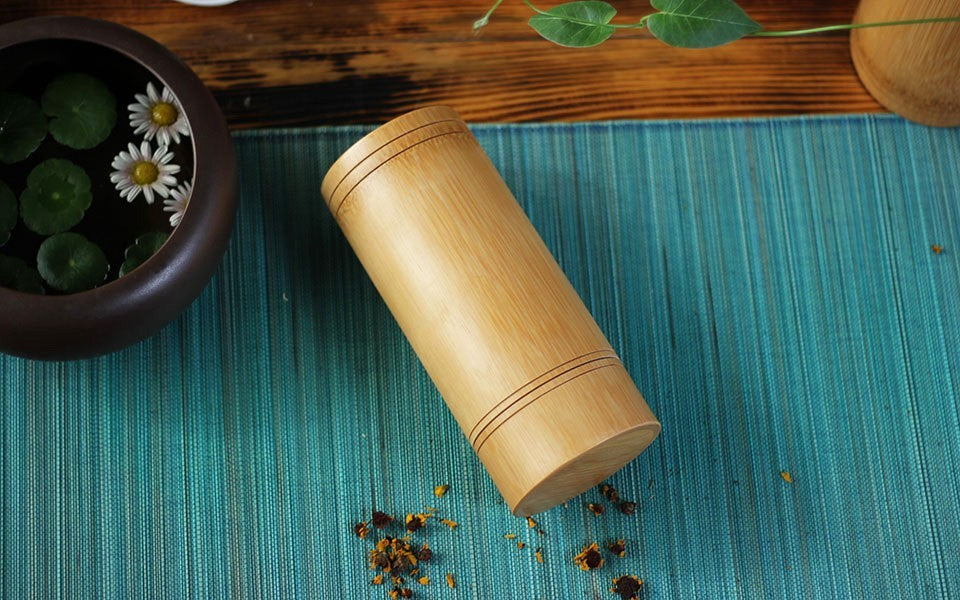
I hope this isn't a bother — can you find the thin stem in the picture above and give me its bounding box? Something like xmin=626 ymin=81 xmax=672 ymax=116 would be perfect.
xmin=474 ymin=0 xmax=506 ymax=29
xmin=753 ymin=16 xmax=960 ymax=37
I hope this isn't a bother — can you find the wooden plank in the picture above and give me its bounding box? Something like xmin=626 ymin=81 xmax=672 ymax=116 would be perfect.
xmin=0 ymin=0 xmax=883 ymax=128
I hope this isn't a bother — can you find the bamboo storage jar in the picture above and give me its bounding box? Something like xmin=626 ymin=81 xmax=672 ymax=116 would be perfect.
xmin=321 ymin=107 xmax=661 ymax=515
xmin=851 ymin=0 xmax=960 ymax=126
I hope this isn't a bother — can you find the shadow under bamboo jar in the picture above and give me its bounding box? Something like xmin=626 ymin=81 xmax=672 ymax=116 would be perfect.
xmin=321 ymin=107 xmax=660 ymax=515
xmin=851 ymin=0 xmax=960 ymax=126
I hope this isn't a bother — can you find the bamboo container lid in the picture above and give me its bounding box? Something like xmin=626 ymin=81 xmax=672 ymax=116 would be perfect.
xmin=851 ymin=0 xmax=960 ymax=126
xmin=322 ymin=107 xmax=660 ymax=515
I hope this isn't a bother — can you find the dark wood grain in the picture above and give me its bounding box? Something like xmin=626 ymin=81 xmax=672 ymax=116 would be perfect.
xmin=0 ymin=0 xmax=883 ymax=128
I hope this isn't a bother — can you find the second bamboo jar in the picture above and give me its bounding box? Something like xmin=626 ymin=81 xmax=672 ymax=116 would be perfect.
xmin=321 ymin=107 xmax=660 ymax=515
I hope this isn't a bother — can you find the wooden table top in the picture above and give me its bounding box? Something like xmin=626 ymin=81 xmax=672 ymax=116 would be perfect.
xmin=1 ymin=1 xmax=883 ymax=129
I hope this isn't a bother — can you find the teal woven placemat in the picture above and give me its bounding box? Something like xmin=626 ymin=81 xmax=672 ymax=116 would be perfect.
xmin=2 ymin=115 xmax=959 ymax=599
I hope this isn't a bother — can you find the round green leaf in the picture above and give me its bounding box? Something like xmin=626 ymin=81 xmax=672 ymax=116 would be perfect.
xmin=0 ymin=180 xmax=17 ymax=246
xmin=647 ymin=0 xmax=761 ymax=49
xmin=0 ymin=254 xmax=45 ymax=294
xmin=119 ymin=231 xmax=169 ymax=277
xmin=42 ymin=73 xmax=117 ymax=150
xmin=0 ymin=92 xmax=47 ymax=164
xmin=527 ymin=1 xmax=617 ymax=47
xmin=37 ymin=232 xmax=108 ymax=293
xmin=19 ymin=158 xmax=93 ymax=235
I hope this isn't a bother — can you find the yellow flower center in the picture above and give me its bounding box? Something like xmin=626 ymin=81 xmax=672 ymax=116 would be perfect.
xmin=131 ymin=161 xmax=159 ymax=186
xmin=151 ymin=102 xmax=179 ymax=127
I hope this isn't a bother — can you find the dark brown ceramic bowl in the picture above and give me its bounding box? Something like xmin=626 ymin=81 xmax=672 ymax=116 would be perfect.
xmin=0 ymin=17 xmax=236 ymax=360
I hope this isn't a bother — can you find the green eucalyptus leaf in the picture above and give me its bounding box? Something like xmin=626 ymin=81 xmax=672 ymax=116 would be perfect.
xmin=119 ymin=232 xmax=168 ymax=277
xmin=528 ymin=1 xmax=617 ymax=47
xmin=0 ymin=254 xmax=45 ymax=294
xmin=37 ymin=232 xmax=108 ymax=293
xmin=647 ymin=0 xmax=761 ymax=48
xmin=42 ymin=73 xmax=117 ymax=149
xmin=19 ymin=158 xmax=93 ymax=235
xmin=0 ymin=92 xmax=47 ymax=164
xmin=0 ymin=181 xmax=17 ymax=246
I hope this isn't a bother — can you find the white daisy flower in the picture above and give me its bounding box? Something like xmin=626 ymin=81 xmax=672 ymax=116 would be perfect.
xmin=127 ymin=82 xmax=191 ymax=147
xmin=163 ymin=181 xmax=192 ymax=227
xmin=110 ymin=141 xmax=180 ymax=204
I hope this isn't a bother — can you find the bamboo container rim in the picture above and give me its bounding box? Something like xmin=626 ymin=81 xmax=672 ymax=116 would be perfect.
xmin=321 ymin=106 xmax=465 ymax=211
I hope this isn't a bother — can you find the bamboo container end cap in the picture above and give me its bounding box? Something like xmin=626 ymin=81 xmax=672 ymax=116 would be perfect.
xmin=510 ymin=421 xmax=661 ymax=517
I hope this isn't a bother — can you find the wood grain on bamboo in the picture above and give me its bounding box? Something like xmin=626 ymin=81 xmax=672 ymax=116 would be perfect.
xmin=851 ymin=0 xmax=960 ymax=126
xmin=321 ymin=107 xmax=660 ymax=515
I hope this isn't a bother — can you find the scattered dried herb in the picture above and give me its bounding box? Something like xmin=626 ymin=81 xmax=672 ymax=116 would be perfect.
xmin=780 ymin=471 xmax=794 ymax=484
xmin=440 ymin=518 xmax=459 ymax=530
xmin=445 ymin=573 xmax=456 ymax=588
xmin=372 ymin=511 xmax=394 ymax=529
xmin=417 ymin=544 xmax=433 ymax=562
xmin=535 ymin=547 xmax=544 ymax=563
xmin=504 ymin=533 xmax=517 ymax=540
xmin=574 ymin=542 xmax=604 ymax=571
xmin=433 ymin=484 xmax=450 ymax=498
xmin=517 ymin=541 xmax=526 ymax=549
xmin=618 ymin=501 xmax=637 ymax=516
xmin=611 ymin=575 xmax=643 ymax=600
xmin=608 ymin=539 xmax=626 ymax=558
xmin=405 ymin=513 xmax=427 ymax=533
xmin=418 ymin=576 xmax=430 ymax=585
xmin=588 ymin=502 xmax=605 ymax=516
xmin=372 ymin=575 xmax=384 ymax=586
xmin=601 ymin=483 xmax=620 ymax=503
xmin=526 ymin=516 xmax=538 ymax=529
xmin=368 ymin=537 xmax=424 ymax=575
xmin=932 ymin=244 xmax=944 ymax=255
xmin=354 ymin=522 xmax=371 ymax=539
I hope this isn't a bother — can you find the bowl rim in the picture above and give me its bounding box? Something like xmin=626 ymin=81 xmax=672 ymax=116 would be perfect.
xmin=0 ymin=15 xmax=234 ymax=305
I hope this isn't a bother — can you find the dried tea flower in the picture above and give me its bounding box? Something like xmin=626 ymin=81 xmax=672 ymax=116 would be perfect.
xmin=445 ymin=573 xmax=456 ymax=588
xmin=405 ymin=514 xmax=426 ymax=533
xmin=618 ymin=501 xmax=637 ymax=516
xmin=503 ymin=533 xmax=517 ymax=540
xmin=587 ymin=502 xmax=605 ymax=516
xmin=354 ymin=522 xmax=371 ymax=539
xmin=417 ymin=544 xmax=433 ymax=562
xmin=535 ymin=547 xmax=544 ymax=563
xmin=372 ymin=575 xmax=384 ymax=585
xmin=574 ymin=542 xmax=604 ymax=571
xmin=372 ymin=511 xmax=394 ymax=529
xmin=601 ymin=483 xmax=620 ymax=503
xmin=440 ymin=518 xmax=459 ymax=530
xmin=418 ymin=576 xmax=430 ymax=585
xmin=611 ymin=575 xmax=643 ymax=600
xmin=932 ymin=244 xmax=944 ymax=254
xmin=780 ymin=471 xmax=794 ymax=484
xmin=517 ymin=541 xmax=526 ymax=549
xmin=433 ymin=484 xmax=450 ymax=498
xmin=526 ymin=516 xmax=537 ymax=529
xmin=399 ymin=588 xmax=413 ymax=598
xmin=608 ymin=539 xmax=626 ymax=558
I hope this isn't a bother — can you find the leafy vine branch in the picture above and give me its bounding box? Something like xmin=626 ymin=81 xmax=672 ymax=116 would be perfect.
xmin=474 ymin=0 xmax=960 ymax=48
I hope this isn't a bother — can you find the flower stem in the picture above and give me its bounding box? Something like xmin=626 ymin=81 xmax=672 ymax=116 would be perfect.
xmin=753 ymin=16 xmax=960 ymax=37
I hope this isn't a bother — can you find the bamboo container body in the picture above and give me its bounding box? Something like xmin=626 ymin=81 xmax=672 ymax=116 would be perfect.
xmin=851 ymin=0 xmax=960 ymax=126
xmin=321 ymin=107 xmax=660 ymax=515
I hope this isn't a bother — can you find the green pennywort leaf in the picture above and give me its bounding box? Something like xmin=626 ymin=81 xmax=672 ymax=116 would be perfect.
xmin=646 ymin=0 xmax=761 ymax=48
xmin=37 ymin=232 xmax=108 ymax=293
xmin=527 ymin=1 xmax=618 ymax=47
xmin=20 ymin=159 xmax=93 ymax=235
xmin=42 ymin=73 xmax=117 ymax=150
xmin=0 ymin=254 xmax=45 ymax=294
xmin=119 ymin=232 xmax=168 ymax=277
xmin=0 ymin=92 xmax=47 ymax=165
xmin=0 ymin=181 xmax=17 ymax=246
